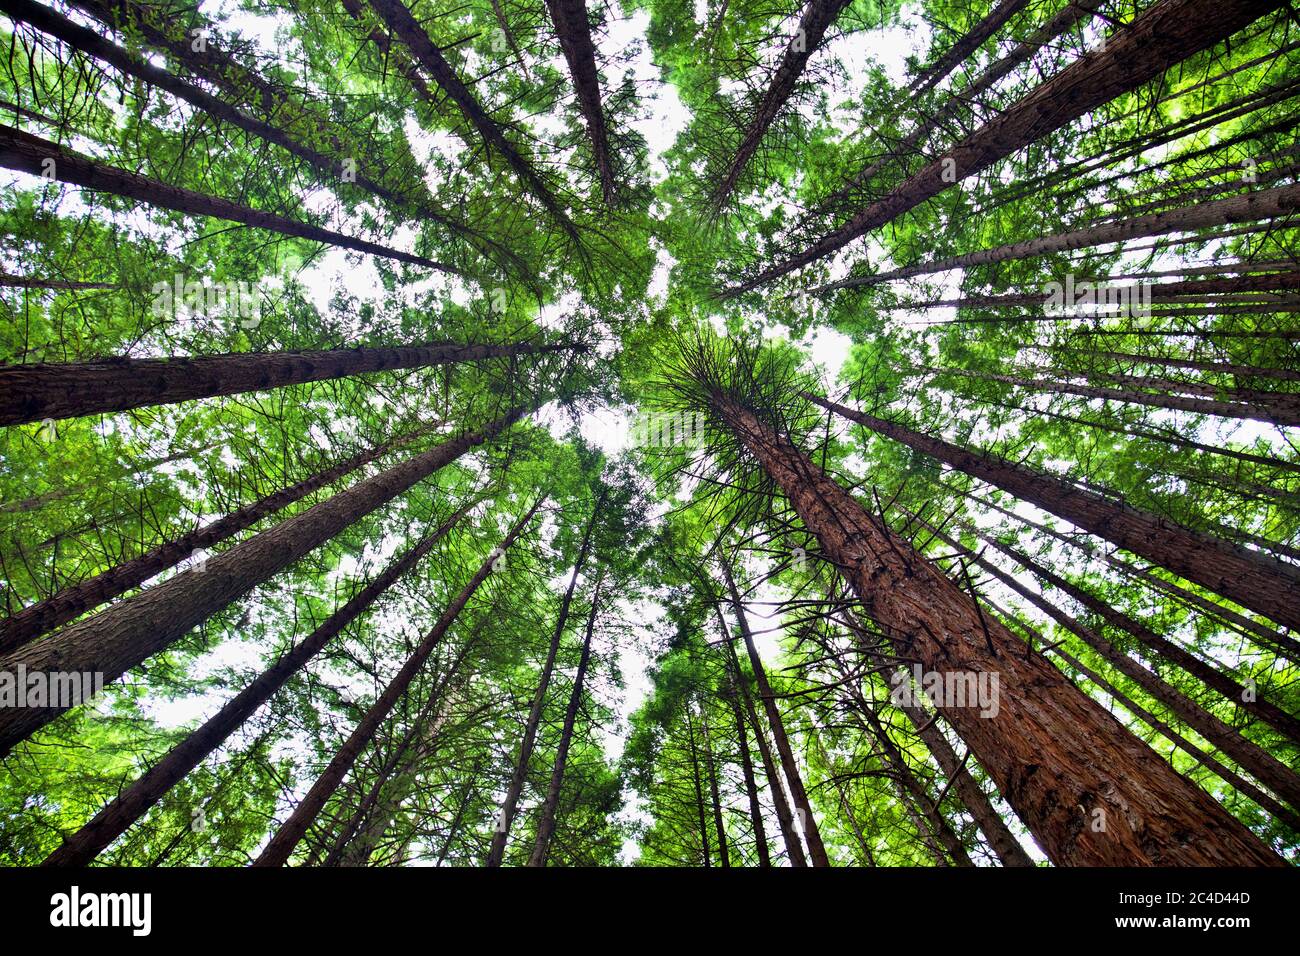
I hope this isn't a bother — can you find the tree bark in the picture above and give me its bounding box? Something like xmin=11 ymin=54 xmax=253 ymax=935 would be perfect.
xmin=0 ymin=125 xmax=453 ymax=272
xmin=545 ymin=0 xmax=617 ymax=203
xmin=252 ymin=498 xmax=542 ymax=865
xmin=709 ymin=0 xmax=852 ymax=211
xmin=726 ymin=666 xmax=772 ymax=866
xmin=0 ymin=404 xmax=531 ymax=755
xmin=0 ymin=340 xmax=560 ymax=426
xmin=699 ymin=695 xmax=731 ymax=867
xmin=0 ymin=425 xmax=437 ymax=652
xmin=807 ymin=392 xmax=1300 ymax=633
xmin=711 ymin=388 xmax=1281 ymax=865
xmin=909 ymin=0 xmax=1032 ymax=96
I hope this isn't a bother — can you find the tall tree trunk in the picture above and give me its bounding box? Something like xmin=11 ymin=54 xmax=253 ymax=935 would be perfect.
xmin=545 ymin=0 xmax=617 ymax=203
xmin=1057 ymin=347 xmax=1300 ymax=384
xmin=0 ymin=125 xmax=453 ymax=272
xmin=365 ymin=0 xmax=582 ymax=243
xmin=908 ymin=0 xmax=1032 ymax=96
xmin=699 ymin=696 xmax=731 ymax=867
xmin=526 ymin=575 xmax=604 ymax=866
xmin=720 ymin=558 xmax=831 ymax=866
xmin=709 ymin=388 xmax=1281 ymax=865
xmin=806 ymin=392 xmax=1300 ymax=632
xmin=683 ymin=704 xmax=712 ymax=865
xmin=808 ymin=726 xmax=875 ymax=865
xmin=252 ymin=499 xmax=543 ymax=865
xmin=814 ymin=182 xmax=1300 ymax=293
xmin=718 ymin=606 xmax=807 ymax=866
xmin=0 ymin=425 xmax=438 ymax=652
xmin=485 ymin=487 xmax=607 ymax=865
xmin=940 ymin=523 xmax=1300 ymax=813
xmin=0 ymin=405 xmax=531 ymax=755
xmin=0 ymin=340 xmax=562 ymax=426
xmin=40 ymin=506 xmax=467 ymax=867
xmin=709 ymin=0 xmax=852 ymax=211
xmin=726 ymin=662 xmax=772 ymax=866
xmin=733 ymin=0 xmax=1284 ymax=291
xmin=0 ymin=273 xmax=115 ymax=290
xmin=978 ymin=532 xmax=1300 ymax=745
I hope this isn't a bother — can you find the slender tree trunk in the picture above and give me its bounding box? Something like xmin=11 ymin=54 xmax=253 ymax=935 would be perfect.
xmin=720 ymin=557 xmax=831 ymax=865
xmin=40 ymin=506 xmax=467 ymax=866
xmin=710 ymin=389 xmax=1282 ymax=865
xmin=0 ymin=273 xmax=116 ymax=290
xmin=0 ymin=340 xmax=562 ymax=426
xmin=699 ymin=696 xmax=731 ymax=867
xmin=0 ymin=405 xmax=531 ymax=755
xmin=813 ymin=183 xmax=1300 ymax=293
xmin=526 ymin=576 xmax=604 ymax=866
xmin=485 ymin=487 xmax=607 ymax=865
xmin=909 ymin=0 xmax=1032 ymax=96
xmin=0 ymin=425 xmax=438 ymax=652
xmin=721 ymin=614 xmax=807 ymax=866
xmin=0 ymin=125 xmax=452 ymax=271
xmin=683 ymin=704 xmax=712 ymax=865
xmin=365 ymin=0 xmax=581 ymax=243
xmin=252 ymin=499 xmax=542 ymax=865
xmin=1058 ymin=347 xmax=1300 ymax=383
xmin=545 ymin=0 xmax=617 ymax=203
xmin=808 ymin=726 xmax=875 ymax=865
xmin=710 ymin=0 xmax=852 ymax=210
xmin=806 ymin=392 xmax=1300 ymax=633
xmin=726 ymin=663 xmax=772 ymax=866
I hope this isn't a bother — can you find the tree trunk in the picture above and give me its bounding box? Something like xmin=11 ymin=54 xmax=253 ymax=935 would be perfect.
xmin=252 ymin=498 xmax=542 ymax=865
xmin=709 ymin=0 xmax=852 ymax=210
xmin=0 ymin=405 xmax=531 ymax=755
xmin=365 ymin=0 xmax=581 ymax=243
xmin=545 ymin=0 xmax=617 ymax=203
xmin=40 ymin=506 xmax=467 ymax=867
xmin=726 ymin=663 xmax=772 ymax=866
xmin=720 ymin=557 xmax=831 ymax=865
xmin=945 ymin=524 xmax=1300 ymax=813
xmin=699 ymin=696 xmax=731 ymax=867
xmin=721 ymin=615 xmax=807 ymax=866
xmin=807 ymin=392 xmax=1300 ymax=633
xmin=0 ymin=340 xmax=560 ymax=426
xmin=526 ymin=576 xmax=603 ymax=866
xmin=814 ymin=182 xmax=1300 ymax=293
xmin=0 ymin=125 xmax=452 ymax=272
xmin=710 ymin=389 xmax=1281 ymax=865
xmin=485 ymin=487 xmax=607 ymax=865
xmin=0 ymin=425 xmax=437 ymax=652
xmin=1057 ymin=347 xmax=1300 ymax=383
xmin=683 ymin=704 xmax=712 ymax=865
xmin=909 ymin=0 xmax=1032 ymax=96
xmin=980 ymin=532 xmax=1300 ymax=745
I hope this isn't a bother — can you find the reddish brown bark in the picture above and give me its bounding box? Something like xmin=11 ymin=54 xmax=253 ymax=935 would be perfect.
xmin=0 ymin=405 xmax=531 ymax=755
xmin=0 ymin=340 xmax=558 ymax=426
xmin=807 ymin=393 xmax=1300 ymax=633
xmin=909 ymin=0 xmax=1033 ymax=96
xmin=712 ymin=389 xmax=1280 ymax=864
xmin=252 ymin=499 xmax=543 ymax=866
